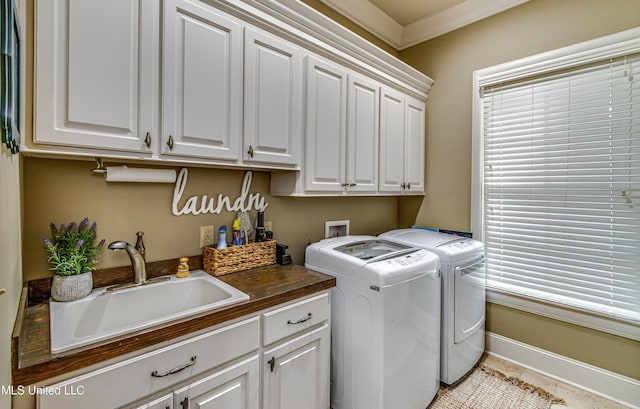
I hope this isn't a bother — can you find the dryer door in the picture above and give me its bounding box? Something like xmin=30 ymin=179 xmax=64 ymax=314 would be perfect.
xmin=454 ymin=255 xmax=486 ymax=344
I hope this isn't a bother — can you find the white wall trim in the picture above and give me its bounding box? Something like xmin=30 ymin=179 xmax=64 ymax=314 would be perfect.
xmin=318 ymin=0 xmax=402 ymax=49
xmin=401 ymin=0 xmax=530 ymax=49
xmin=318 ymin=0 xmax=530 ymax=50
xmin=488 ymin=289 xmax=640 ymax=341
xmin=474 ymin=27 xmax=640 ymax=87
xmin=486 ymin=332 xmax=640 ymax=409
xmin=228 ymin=0 xmax=434 ymax=100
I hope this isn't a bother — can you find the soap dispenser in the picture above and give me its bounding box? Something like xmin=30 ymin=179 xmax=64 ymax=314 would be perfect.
xmin=217 ymin=226 xmax=227 ymax=249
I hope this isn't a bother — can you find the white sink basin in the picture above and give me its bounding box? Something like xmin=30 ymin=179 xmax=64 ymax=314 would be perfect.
xmin=49 ymin=271 xmax=249 ymax=353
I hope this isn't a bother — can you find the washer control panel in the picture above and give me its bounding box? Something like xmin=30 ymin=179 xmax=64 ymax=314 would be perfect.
xmin=384 ymin=250 xmax=433 ymax=267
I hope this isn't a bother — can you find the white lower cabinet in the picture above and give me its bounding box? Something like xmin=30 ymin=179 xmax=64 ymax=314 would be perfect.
xmin=262 ymin=292 xmax=330 ymax=409
xmin=130 ymin=393 xmax=174 ymax=409
xmin=262 ymin=324 xmax=330 ymax=409
xmin=36 ymin=292 xmax=330 ymax=409
xmin=173 ymin=354 xmax=259 ymax=409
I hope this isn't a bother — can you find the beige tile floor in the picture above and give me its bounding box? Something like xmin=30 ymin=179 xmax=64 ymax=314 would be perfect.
xmin=480 ymin=354 xmax=630 ymax=409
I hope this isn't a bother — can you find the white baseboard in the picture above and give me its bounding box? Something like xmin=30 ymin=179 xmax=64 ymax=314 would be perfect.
xmin=486 ymin=332 xmax=640 ymax=409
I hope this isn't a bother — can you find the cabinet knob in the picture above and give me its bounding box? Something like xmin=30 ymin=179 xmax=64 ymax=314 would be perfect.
xmin=144 ymin=132 xmax=151 ymax=148
xmin=349 ymin=183 xmax=356 ymax=187
xmin=247 ymin=145 xmax=254 ymax=158
xmin=406 ymin=182 xmax=411 ymax=189
xmin=401 ymin=183 xmax=406 ymax=189
xmin=268 ymin=356 xmax=276 ymax=372
xmin=180 ymin=396 xmax=189 ymax=409
xmin=167 ymin=135 xmax=174 ymax=150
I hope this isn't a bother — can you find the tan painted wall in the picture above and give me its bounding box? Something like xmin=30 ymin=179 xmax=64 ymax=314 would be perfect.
xmin=399 ymin=0 xmax=640 ymax=380
xmin=1 ymin=152 xmax=23 ymax=406
xmin=21 ymin=158 xmax=398 ymax=281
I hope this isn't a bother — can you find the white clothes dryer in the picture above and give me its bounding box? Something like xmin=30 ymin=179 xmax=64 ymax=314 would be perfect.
xmin=380 ymin=228 xmax=485 ymax=385
xmin=305 ymin=236 xmax=441 ymax=409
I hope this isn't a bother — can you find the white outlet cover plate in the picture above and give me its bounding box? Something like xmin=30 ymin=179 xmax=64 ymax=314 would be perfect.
xmin=325 ymin=220 xmax=350 ymax=238
xmin=200 ymin=225 xmax=215 ymax=247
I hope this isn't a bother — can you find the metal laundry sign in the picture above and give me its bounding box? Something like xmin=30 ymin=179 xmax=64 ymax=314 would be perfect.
xmin=172 ymin=168 xmax=269 ymax=216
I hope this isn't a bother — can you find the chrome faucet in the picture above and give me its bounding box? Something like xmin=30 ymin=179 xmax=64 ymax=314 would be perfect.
xmin=106 ymin=239 xmax=170 ymax=292
xmin=108 ymin=241 xmax=147 ymax=284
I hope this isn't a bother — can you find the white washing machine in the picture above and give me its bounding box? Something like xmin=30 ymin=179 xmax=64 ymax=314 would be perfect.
xmin=380 ymin=228 xmax=485 ymax=385
xmin=305 ymin=236 xmax=441 ymax=409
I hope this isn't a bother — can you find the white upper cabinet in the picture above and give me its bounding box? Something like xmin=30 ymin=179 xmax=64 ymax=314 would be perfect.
xmin=379 ymin=88 xmax=406 ymax=193
xmin=34 ymin=0 xmax=158 ymax=153
xmin=244 ymin=28 xmax=302 ymax=167
xmin=404 ymin=97 xmax=426 ymax=193
xmin=346 ymin=74 xmax=379 ymax=193
xmin=162 ymin=0 xmax=243 ymax=161
xmin=32 ymin=0 xmax=431 ymax=180
xmin=303 ymin=57 xmax=379 ymax=194
xmin=379 ymin=87 xmax=425 ymax=194
xmin=304 ymin=56 xmax=348 ymax=192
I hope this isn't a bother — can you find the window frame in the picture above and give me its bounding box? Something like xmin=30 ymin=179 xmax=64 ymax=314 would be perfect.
xmin=471 ymin=27 xmax=640 ymax=341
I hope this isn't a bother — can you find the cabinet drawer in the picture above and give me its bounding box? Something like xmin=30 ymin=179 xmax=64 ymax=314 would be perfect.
xmin=262 ymin=292 xmax=329 ymax=346
xmin=38 ymin=316 xmax=259 ymax=409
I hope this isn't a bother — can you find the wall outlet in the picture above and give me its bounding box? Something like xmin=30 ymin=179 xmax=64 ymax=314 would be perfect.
xmin=325 ymin=220 xmax=350 ymax=238
xmin=200 ymin=225 xmax=214 ymax=247
xmin=265 ymin=221 xmax=273 ymax=231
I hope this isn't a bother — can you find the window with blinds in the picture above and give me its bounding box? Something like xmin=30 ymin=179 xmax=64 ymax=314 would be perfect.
xmin=477 ymin=47 xmax=640 ymax=330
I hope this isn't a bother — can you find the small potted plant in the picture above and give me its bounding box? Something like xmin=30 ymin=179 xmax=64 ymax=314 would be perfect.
xmin=42 ymin=217 xmax=105 ymax=302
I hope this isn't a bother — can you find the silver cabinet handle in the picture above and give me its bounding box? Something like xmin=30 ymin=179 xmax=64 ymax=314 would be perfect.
xmin=167 ymin=135 xmax=174 ymax=150
xmin=247 ymin=145 xmax=254 ymax=158
xmin=144 ymin=132 xmax=151 ymax=148
xmin=151 ymin=356 xmax=196 ymax=377
xmin=287 ymin=313 xmax=312 ymax=325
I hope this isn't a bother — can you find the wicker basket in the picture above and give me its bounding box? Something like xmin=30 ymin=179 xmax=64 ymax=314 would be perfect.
xmin=203 ymin=240 xmax=276 ymax=276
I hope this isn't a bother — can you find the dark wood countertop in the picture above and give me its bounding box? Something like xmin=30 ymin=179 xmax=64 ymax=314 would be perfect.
xmin=11 ymin=264 xmax=335 ymax=386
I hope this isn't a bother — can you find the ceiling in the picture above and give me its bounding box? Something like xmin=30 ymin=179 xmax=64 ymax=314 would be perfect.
xmin=319 ymin=0 xmax=530 ymax=50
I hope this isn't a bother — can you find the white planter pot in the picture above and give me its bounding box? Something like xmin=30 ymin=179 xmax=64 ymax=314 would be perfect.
xmin=51 ymin=272 xmax=93 ymax=302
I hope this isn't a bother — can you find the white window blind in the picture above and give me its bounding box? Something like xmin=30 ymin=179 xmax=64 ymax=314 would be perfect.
xmin=480 ymin=53 xmax=640 ymax=326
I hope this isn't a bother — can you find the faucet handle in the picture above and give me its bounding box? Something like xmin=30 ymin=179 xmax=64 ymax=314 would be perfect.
xmin=135 ymin=231 xmax=146 ymax=260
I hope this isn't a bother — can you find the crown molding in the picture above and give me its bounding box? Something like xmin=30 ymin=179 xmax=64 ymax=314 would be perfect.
xmin=319 ymin=0 xmax=403 ymax=48
xmin=226 ymin=0 xmax=433 ymax=99
xmin=320 ymin=0 xmax=531 ymax=50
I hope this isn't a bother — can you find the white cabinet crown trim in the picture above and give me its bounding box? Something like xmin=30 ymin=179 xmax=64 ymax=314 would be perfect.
xmin=210 ymin=0 xmax=433 ymax=100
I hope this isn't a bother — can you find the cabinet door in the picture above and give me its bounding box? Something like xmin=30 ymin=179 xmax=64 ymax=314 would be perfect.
xmin=263 ymin=324 xmax=330 ymax=409
xmin=34 ymin=0 xmax=158 ymax=152
xmin=130 ymin=393 xmax=173 ymax=409
xmin=304 ymin=56 xmax=347 ymax=192
xmin=404 ymin=97 xmax=425 ymax=193
xmin=174 ymin=355 xmax=259 ymax=409
xmin=244 ymin=28 xmax=302 ymax=166
xmin=162 ymin=0 xmax=242 ymax=161
xmin=379 ymin=87 xmax=405 ymax=193
xmin=346 ymin=74 xmax=379 ymax=193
